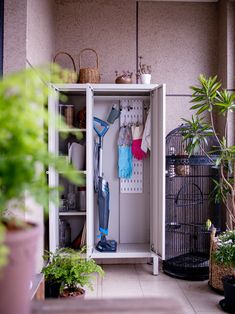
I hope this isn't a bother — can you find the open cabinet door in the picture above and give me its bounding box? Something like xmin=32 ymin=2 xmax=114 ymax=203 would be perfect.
xmin=48 ymin=87 xmax=60 ymax=253
xmin=151 ymin=84 xmax=166 ymax=260
xmin=86 ymin=85 xmax=94 ymax=257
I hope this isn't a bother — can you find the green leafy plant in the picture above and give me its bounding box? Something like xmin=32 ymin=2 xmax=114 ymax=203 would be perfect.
xmin=181 ymin=74 xmax=235 ymax=230
xmin=213 ymin=230 xmax=235 ymax=271
xmin=42 ymin=248 xmax=104 ymax=296
xmin=0 ymin=66 xmax=84 ymax=268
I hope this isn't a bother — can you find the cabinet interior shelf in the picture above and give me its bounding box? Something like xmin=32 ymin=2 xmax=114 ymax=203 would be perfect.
xmin=59 ymin=128 xmax=86 ymax=133
xmin=59 ymin=170 xmax=86 ymax=174
xmin=59 ymin=211 xmax=86 ymax=216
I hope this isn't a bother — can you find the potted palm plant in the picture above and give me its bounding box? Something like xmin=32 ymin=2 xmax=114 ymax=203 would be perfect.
xmin=0 ymin=67 xmax=83 ymax=314
xmin=180 ymin=74 xmax=235 ymax=293
xmin=42 ymin=248 xmax=104 ymax=298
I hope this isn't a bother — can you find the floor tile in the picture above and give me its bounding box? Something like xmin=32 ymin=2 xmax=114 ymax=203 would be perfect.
xmin=136 ymin=263 xmax=178 ymax=282
xmin=102 ymin=278 xmax=143 ymax=298
xmin=96 ymin=263 xmax=222 ymax=313
xmin=176 ymin=280 xmax=222 ymax=313
xmin=139 ymin=280 xmax=196 ymax=313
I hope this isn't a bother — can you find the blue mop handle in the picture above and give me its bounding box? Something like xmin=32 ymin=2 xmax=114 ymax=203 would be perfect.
xmin=93 ymin=117 xmax=110 ymax=138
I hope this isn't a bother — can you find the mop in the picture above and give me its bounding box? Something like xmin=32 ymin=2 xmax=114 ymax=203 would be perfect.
xmin=93 ymin=117 xmax=117 ymax=252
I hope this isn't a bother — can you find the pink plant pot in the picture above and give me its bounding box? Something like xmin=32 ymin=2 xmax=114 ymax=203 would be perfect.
xmin=0 ymin=224 xmax=40 ymax=314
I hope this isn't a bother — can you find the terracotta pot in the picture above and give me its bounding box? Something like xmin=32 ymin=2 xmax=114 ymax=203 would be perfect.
xmin=60 ymin=287 xmax=85 ymax=298
xmin=0 ymin=224 xmax=40 ymax=314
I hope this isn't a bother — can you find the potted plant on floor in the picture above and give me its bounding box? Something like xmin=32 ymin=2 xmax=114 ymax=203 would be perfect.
xmin=180 ymin=74 xmax=235 ymax=293
xmin=42 ymin=248 xmax=104 ymax=298
xmin=213 ymin=230 xmax=235 ymax=312
xmin=0 ymin=67 xmax=83 ymax=314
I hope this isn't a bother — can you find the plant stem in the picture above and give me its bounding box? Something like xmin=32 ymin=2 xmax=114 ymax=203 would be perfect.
xmin=220 ymin=163 xmax=235 ymax=229
xmin=209 ymin=109 xmax=222 ymax=150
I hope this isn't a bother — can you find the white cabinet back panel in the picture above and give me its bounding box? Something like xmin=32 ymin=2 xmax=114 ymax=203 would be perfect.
xmin=94 ymin=98 xmax=150 ymax=245
xmin=93 ymin=100 xmax=120 ymax=243
xmin=120 ymin=157 xmax=150 ymax=244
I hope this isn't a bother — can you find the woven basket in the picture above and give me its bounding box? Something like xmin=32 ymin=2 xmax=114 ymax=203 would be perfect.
xmin=209 ymin=230 xmax=234 ymax=292
xmin=78 ymin=48 xmax=100 ymax=83
xmin=53 ymin=51 xmax=78 ymax=83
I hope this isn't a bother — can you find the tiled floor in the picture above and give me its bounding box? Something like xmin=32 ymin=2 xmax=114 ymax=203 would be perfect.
xmin=85 ymin=263 xmax=224 ymax=313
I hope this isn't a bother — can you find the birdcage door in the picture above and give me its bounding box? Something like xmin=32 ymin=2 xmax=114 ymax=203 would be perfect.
xmin=150 ymin=84 xmax=166 ymax=260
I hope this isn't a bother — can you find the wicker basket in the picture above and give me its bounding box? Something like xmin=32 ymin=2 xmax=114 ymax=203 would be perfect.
xmin=209 ymin=229 xmax=234 ymax=292
xmin=53 ymin=51 xmax=78 ymax=83
xmin=78 ymin=48 xmax=100 ymax=83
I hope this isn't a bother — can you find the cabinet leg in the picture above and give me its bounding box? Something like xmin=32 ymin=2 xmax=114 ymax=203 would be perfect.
xmin=153 ymin=256 xmax=159 ymax=275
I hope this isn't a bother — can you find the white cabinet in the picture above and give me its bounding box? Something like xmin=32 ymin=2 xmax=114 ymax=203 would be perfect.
xmin=48 ymin=84 xmax=166 ymax=274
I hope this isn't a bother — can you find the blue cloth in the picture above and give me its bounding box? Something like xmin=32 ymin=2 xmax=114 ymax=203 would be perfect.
xmin=118 ymin=146 xmax=133 ymax=179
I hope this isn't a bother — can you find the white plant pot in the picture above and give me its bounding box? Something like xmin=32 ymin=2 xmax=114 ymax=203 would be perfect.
xmin=140 ymin=74 xmax=151 ymax=84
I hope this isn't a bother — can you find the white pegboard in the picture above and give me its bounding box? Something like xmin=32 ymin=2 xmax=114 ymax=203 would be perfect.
xmin=120 ymin=99 xmax=143 ymax=194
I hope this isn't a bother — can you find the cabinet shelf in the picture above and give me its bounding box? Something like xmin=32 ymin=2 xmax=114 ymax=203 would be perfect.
xmin=59 ymin=211 xmax=86 ymax=216
xmin=59 ymin=170 xmax=86 ymax=174
xmin=59 ymin=128 xmax=86 ymax=133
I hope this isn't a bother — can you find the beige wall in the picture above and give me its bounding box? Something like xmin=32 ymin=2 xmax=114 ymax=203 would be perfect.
xmin=27 ymin=0 xmax=56 ymax=66
xmin=55 ymin=0 xmax=136 ymax=83
xmin=54 ymin=0 xmax=219 ymax=133
xmin=3 ymin=0 xmax=27 ymax=73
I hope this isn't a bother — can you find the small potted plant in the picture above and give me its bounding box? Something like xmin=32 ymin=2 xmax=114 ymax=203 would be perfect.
xmin=42 ymin=248 xmax=104 ymax=298
xmin=180 ymin=74 xmax=235 ymax=295
xmin=137 ymin=56 xmax=152 ymax=84
xmin=213 ymin=230 xmax=235 ymax=312
xmin=0 ymin=66 xmax=83 ymax=314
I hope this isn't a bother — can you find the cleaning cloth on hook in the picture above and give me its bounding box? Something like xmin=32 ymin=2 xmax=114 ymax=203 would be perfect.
xmin=118 ymin=146 xmax=133 ymax=178
xmin=141 ymin=109 xmax=151 ymax=153
xmin=132 ymin=125 xmax=147 ymax=160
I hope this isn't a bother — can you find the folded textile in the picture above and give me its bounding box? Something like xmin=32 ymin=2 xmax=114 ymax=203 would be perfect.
xmin=118 ymin=145 xmax=132 ymax=178
xmin=141 ymin=109 xmax=151 ymax=153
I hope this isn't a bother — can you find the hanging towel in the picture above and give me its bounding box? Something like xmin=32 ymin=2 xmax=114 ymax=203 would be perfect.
xmin=118 ymin=126 xmax=133 ymax=178
xmin=141 ymin=109 xmax=151 ymax=153
xmin=132 ymin=124 xmax=147 ymax=160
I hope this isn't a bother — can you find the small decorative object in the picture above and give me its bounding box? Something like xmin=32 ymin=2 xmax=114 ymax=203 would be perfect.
xmin=77 ymin=106 xmax=86 ymax=128
xmin=78 ymin=48 xmax=100 ymax=83
xmin=53 ymin=51 xmax=78 ymax=83
xmin=137 ymin=56 xmax=152 ymax=84
xmin=64 ymin=105 xmax=74 ymax=127
xmin=60 ymin=195 xmax=69 ymax=212
xmin=115 ymin=70 xmax=133 ymax=84
xmin=42 ymin=248 xmax=104 ymax=298
xmin=77 ymin=187 xmax=86 ymax=211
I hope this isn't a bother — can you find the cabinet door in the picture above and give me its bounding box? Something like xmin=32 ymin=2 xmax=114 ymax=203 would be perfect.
xmin=151 ymin=84 xmax=166 ymax=260
xmin=48 ymin=88 xmax=60 ymax=253
xmin=86 ymin=85 xmax=94 ymax=257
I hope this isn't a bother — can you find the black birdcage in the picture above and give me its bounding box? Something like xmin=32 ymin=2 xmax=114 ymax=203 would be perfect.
xmin=163 ymin=124 xmax=222 ymax=280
